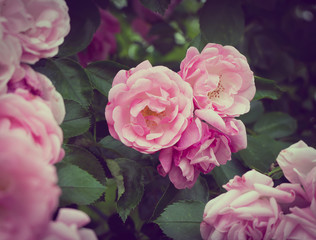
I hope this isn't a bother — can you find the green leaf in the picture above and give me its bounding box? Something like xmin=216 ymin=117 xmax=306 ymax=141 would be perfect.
xmin=57 ymin=163 xmax=105 ymax=205
xmin=106 ymin=159 xmax=125 ymax=200
xmin=140 ymin=0 xmax=171 ymax=15
xmin=199 ymin=0 xmax=245 ymax=45
xmin=155 ymin=201 xmax=205 ymax=240
xmin=60 ymin=100 xmax=90 ymax=138
xmin=211 ymin=158 xmax=248 ymax=189
xmin=173 ymin=177 xmax=209 ymax=204
xmin=150 ymin=182 xmax=179 ymax=221
xmin=253 ymin=76 xmax=283 ymax=100
xmin=102 ymin=178 xmax=119 ymax=216
xmin=239 ymin=135 xmax=284 ymax=173
xmin=85 ymin=61 xmax=128 ymax=97
xmin=58 ymin=0 xmax=100 ymax=57
xmin=254 ymin=75 xmax=277 ymax=85
xmin=253 ymin=112 xmax=297 ymax=138
xmin=254 ymin=90 xmax=280 ymax=100
xmin=33 ymin=58 xmax=93 ymax=109
xmin=99 ymin=136 xmax=142 ymax=161
xmin=238 ymin=100 xmax=264 ymax=124
xmin=115 ymin=158 xmax=144 ymax=222
xmin=190 ymin=34 xmax=208 ymax=52
xmin=146 ymin=177 xmax=208 ymax=220
xmin=62 ymin=145 xmax=106 ymax=185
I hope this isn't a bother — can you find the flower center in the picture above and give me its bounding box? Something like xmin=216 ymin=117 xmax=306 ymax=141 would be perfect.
xmin=141 ymin=106 xmax=166 ymax=118
xmin=141 ymin=106 xmax=166 ymax=128
xmin=207 ymin=80 xmax=224 ymax=100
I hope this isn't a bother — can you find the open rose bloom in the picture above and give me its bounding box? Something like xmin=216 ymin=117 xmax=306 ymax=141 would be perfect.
xmin=105 ymin=60 xmax=194 ymax=154
xmin=200 ymin=170 xmax=295 ymax=240
xmin=0 ymin=0 xmax=70 ymax=64
xmin=0 ymin=91 xmax=64 ymax=164
xmin=0 ymin=128 xmax=60 ymax=240
xmin=273 ymin=141 xmax=316 ymax=240
xmin=158 ymin=118 xmax=246 ymax=189
xmin=201 ymin=141 xmax=316 ymax=240
xmin=179 ymin=43 xmax=255 ymax=120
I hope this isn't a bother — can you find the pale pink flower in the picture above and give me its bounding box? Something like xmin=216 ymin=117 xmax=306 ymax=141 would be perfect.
xmin=78 ymin=9 xmax=120 ymax=67
xmin=0 ymin=0 xmax=70 ymax=64
xmin=276 ymin=140 xmax=316 ymax=185
xmin=158 ymin=118 xmax=246 ymax=189
xmin=273 ymin=142 xmax=316 ymax=239
xmin=0 ymin=127 xmax=60 ymax=240
xmin=200 ymin=170 xmax=295 ymax=240
xmin=0 ymin=91 xmax=64 ymax=164
xmin=42 ymin=208 xmax=97 ymax=240
xmin=105 ymin=60 xmax=193 ymax=154
xmin=8 ymin=64 xmax=65 ymax=124
xmin=179 ymin=43 xmax=255 ymax=121
xmin=273 ymin=206 xmax=316 ymax=240
xmin=0 ymin=21 xmax=23 ymax=94
xmin=274 ymin=178 xmax=316 ymax=240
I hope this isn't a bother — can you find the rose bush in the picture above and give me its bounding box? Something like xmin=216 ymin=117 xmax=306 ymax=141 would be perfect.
xmin=78 ymin=8 xmax=120 ymax=67
xmin=0 ymin=128 xmax=60 ymax=240
xmin=42 ymin=208 xmax=98 ymax=240
xmin=0 ymin=0 xmax=70 ymax=64
xmin=200 ymin=170 xmax=295 ymax=240
xmin=105 ymin=60 xmax=194 ymax=154
xmin=158 ymin=118 xmax=246 ymax=189
xmin=0 ymin=91 xmax=64 ymax=164
xmin=179 ymin=43 xmax=255 ymax=120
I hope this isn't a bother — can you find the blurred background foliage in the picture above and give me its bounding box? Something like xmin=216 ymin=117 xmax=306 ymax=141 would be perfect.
xmin=34 ymin=0 xmax=316 ymax=239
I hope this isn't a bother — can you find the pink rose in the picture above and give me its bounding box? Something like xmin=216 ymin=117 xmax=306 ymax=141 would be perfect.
xmin=278 ymin=167 xmax=316 ymax=209
xmin=179 ymin=43 xmax=255 ymax=120
xmin=0 ymin=0 xmax=70 ymax=64
xmin=78 ymin=9 xmax=120 ymax=67
xmin=0 ymin=128 xmax=60 ymax=240
xmin=273 ymin=206 xmax=316 ymax=240
xmin=8 ymin=64 xmax=65 ymax=124
xmin=200 ymin=170 xmax=295 ymax=240
xmin=158 ymin=118 xmax=246 ymax=189
xmin=273 ymin=142 xmax=316 ymax=239
xmin=105 ymin=60 xmax=194 ymax=154
xmin=276 ymin=168 xmax=316 ymax=238
xmin=276 ymin=140 xmax=316 ymax=185
xmin=42 ymin=208 xmax=97 ymax=240
xmin=0 ymin=91 xmax=64 ymax=164
xmin=0 ymin=22 xmax=23 ymax=94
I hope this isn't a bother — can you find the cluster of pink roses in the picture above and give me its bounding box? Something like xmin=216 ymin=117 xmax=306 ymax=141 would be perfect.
xmin=201 ymin=141 xmax=316 ymax=240
xmin=0 ymin=1 xmax=96 ymax=239
xmin=105 ymin=43 xmax=256 ymax=189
